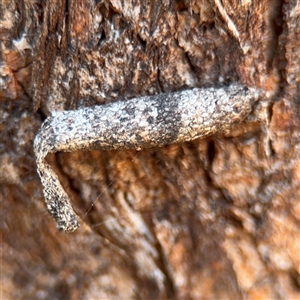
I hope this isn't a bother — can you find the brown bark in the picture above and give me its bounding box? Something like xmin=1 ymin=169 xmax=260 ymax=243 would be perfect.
xmin=1 ymin=0 xmax=299 ymax=299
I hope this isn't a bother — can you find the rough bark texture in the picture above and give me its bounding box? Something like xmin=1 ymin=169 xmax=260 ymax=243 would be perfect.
xmin=1 ymin=0 xmax=299 ymax=299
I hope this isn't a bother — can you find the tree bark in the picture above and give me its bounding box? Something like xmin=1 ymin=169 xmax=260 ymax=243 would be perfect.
xmin=1 ymin=0 xmax=299 ymax=299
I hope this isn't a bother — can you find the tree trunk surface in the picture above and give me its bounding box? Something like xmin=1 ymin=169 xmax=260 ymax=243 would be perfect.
xmin=1 ymin=0 xmax=299 ymax=299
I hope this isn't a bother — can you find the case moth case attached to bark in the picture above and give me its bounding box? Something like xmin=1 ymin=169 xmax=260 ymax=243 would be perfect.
xmin=34 ymin=84 xmax=260 ymax=232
